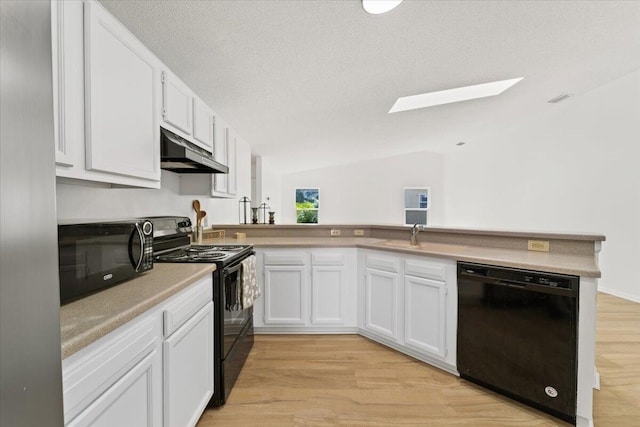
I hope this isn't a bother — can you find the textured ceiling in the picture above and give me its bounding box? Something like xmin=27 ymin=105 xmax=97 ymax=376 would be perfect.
xmin=99 ymin=0 xmax=640 ymax=173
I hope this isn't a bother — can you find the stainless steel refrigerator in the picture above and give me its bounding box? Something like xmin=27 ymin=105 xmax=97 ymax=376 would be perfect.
xmin=1 ymin=1 xmax=64 ymax=425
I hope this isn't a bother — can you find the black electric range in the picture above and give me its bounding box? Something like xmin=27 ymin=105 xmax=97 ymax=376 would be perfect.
xmin=148 ymin=216 xmax=255 ymax=407
xmin=155 ymin=244 xmax=253 ymax=264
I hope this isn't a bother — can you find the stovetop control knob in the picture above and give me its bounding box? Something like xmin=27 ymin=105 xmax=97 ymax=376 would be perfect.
xmin=142 ymin=221 xmax=153 ymax=236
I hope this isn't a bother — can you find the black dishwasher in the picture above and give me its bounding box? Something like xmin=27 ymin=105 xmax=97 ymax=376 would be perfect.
xmin=457 ymin=262 xmax=579 ymax=424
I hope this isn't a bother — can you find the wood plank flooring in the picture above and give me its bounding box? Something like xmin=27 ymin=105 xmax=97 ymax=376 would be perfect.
xmin=197 ymin=293 xmax=640 ymax=426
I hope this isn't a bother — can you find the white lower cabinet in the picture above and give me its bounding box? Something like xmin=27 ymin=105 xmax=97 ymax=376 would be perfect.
xmin=255 ymin=247 xmax=455 ymax=371
xmin=67 ymin=348 xmax=161 ymax=427
xmin=363 ymin=253 xmax=401 ymax=341
xmin=163 ymin=302 xmax=214 ymax=427
xmin=311 ymin=265 xmax=345 ymax=324
xmin=404 ymin=275 xmax=447 ymax=358
xmin=365 ymin=268 xmax=400 ymax=340
xmin=62 ymin=314 xmax=163 ymax=426
xmin=359 ymin=250 xmax=457 ymax=372
xmin=264 ymin=264 xmax=308 ymax=324
xmin=255 ymin=249 xmax=357 ymax=331
xmin=62 ymin=275 xmax=213 ymax=427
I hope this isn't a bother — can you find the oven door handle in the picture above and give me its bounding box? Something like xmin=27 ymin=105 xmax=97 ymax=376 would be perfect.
xmin=223 ymin=260 xmax=243 ymax=277
xmin=223 ymin=252 xmax=255 ymax=277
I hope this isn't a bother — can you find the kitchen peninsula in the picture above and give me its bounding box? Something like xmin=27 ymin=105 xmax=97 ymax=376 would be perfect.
xmin=60 ymin=223 xmax=603 ymax=427
xmin=206 ymin=223 xmax=603 ymax=427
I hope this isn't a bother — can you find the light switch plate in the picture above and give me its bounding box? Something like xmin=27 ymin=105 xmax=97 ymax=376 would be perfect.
xmin=527 ymin=240 xmax=550 ymax=252
xmin=330 ymin=229 xmax=341 ymax=236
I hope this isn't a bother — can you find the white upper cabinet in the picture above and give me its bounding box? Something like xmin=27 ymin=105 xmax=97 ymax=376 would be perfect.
xmin=51 ymin=0 xmax=76 ymax=168
xmin=160 ymin=71 xmax=219 ymax=155
xmin=161 ymin=70 xmax=193 ymax=137
xmin=226 ymin=130 xmax=237 ymax=196
xmin=84 ymin=0 xmax=160 ymax=182
xmin=192 ymin=96 xmax=214 ymax=152
xmin=52 ymin=1 xmax=249 ymax=189
xmin=212 ymin=123 xmax=229 ymax=195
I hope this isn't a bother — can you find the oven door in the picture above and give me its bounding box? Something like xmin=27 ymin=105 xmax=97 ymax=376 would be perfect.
xmin=222 ymin=258 xmax=253 ymax=359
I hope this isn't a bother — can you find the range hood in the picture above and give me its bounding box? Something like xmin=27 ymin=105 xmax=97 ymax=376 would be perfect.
xmin=160 ymin=127 xmax=228 ymax=174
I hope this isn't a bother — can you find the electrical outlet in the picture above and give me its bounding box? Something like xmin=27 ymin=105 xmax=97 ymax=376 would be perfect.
xmin=353 ymin=229 xmax=365 ymax=236
xmin=527 ymin=240 xmax=550 ymax=252
xmin=330 ymin=229 xmax=341 ymax=236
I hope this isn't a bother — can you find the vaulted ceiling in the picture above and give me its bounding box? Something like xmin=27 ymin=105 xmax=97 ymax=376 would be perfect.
xmin=100 ymin=0 xmax=640 ymax=173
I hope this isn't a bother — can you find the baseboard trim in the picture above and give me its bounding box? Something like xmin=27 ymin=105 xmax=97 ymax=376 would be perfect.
xmin=357 ymin=328 xmax=459 ymax=376
xmin=576 ymin=415 xmax=594 ymax=427
xmin=255 ymin=326 xmax=359 ymax=334
xmin=598 ymin=286 xmax=640 ymax=303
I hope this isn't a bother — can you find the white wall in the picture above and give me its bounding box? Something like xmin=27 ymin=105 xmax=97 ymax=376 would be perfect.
xmin=258 ymin=155 xmax=283 ymax=218
xmin=279 ymin=151 xmax=445 ymax=225
xmin=443 ymin=69 xmax=640 ymax=301
xmin=266 ymin=70 xmax=639 ymax=301
xmin=56 ymin=140 xmax=252 ymax=227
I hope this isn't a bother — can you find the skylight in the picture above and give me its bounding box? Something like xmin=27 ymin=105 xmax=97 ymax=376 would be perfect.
xmin=388 ymin=77 xmax=523 ymax=113
xmin=362 ymin=0 xmax=404 ymax=15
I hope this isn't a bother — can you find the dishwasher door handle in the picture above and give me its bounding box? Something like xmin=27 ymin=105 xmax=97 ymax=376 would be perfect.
xmin=495 ymin=280 xmax=526 ymax=288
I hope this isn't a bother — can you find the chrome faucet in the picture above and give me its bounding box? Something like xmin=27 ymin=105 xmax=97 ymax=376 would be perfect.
xmin=410 ymin=223 xmax=424 ymax=245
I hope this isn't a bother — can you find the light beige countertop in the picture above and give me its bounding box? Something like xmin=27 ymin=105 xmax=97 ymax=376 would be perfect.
xmin=60 ymin=263 xmax=216 ymax=359
xmin=208 ymin=236 xmax=383 ymax=247
xmin=362 ymin=240 xmax=601 ymax=278
xmin=61 ymin=234 xmax=600 ymax=358
xmin=215 ymin=223 xmax=606 ymax=241
xmin=204 ymin=236 xmax=601 ymax=278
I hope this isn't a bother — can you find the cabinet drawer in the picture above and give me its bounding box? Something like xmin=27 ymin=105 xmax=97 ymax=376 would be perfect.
xmin=365 ymin=254 xmax=400 ymax=273
xmin=62 ymin=316 xmax=160 ymax=423
xmin=264 ymin=251 xmax=306 ymax=265
xmin=311 ymin=252 xmax=345 ymax=266
xmin=405 ymin=259 xmax=446 ymax=281
xmin=163 ymin=275 xmax=212 ymax=337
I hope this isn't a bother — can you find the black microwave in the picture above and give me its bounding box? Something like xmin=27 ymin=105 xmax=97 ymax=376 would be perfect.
xmin=58 ymin=219 xmax=154 ymax=304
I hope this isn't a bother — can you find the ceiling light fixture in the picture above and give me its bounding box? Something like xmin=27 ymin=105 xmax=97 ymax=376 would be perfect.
xmin=362 ymin=0 xmax=403 ymax=15
xmin=456 ymin=142 xmax=466 ymax=146
xmin=389 ymin=77 xmax=524 ymax=113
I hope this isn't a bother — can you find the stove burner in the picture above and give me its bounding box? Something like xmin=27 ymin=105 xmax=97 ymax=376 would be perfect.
xmin=156 ymin=251 xmax=228 ymax=262
xmin=153 ymin=241 xmax=253 ymax=265
xmin=184 ymin=245 xmax=245 ymax=253
xmin=192 ymin=252 xmax=227 ymax=259
xmin=155 ymin=254 xmax=191 ymax=262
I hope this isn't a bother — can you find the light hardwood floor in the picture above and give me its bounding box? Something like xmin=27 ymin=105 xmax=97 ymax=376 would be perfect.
xmin=197 ymin=293 xmax=640 ymax=426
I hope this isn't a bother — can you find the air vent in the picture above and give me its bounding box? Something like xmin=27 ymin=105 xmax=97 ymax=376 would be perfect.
xmin=547 ymin=94 xmax=571 ymax=104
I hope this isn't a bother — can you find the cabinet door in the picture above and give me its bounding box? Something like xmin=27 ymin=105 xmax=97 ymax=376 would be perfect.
xmin=404 ymin=275 xmax=447 ymax=358
xmin=365 ymin=268 xmax=400 ymax=340
xmin=226 ymin=132 xmax=237 ymax=196
xmin=51 ymin=0 xmax=75 ymax=167
xmin=213 ymin=127 xmax=228 ymax=193
xmin=67 ymin=348 xmax=161 ymax=427
xmin=311 ymin=266 xmax=345 ymax=325
xmin=163 ymin=302 xmax=214 ymax=427
xmin=84 ymin=1 xmax=160 ymax=181
xmin=192 ymin=97 xmax=214 ymax=152
xmin=264 ymin=265 xmax=307 ymax=324
xmin=161 ymin=71 xmax=193 ymax=136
